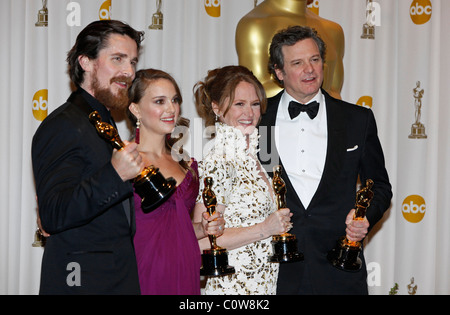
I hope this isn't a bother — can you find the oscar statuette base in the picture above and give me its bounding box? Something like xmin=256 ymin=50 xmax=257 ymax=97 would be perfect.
xmin=134 ymin=166 xmax=177 ymax=213
xmin=327 ymin=236 xmax=362 ymax=272
xmin=269 ymin=234 xmax=304 ymax=263
xmin=408 ymin=123 xmax=427 ymax=139
xmin=200 ymin=247 xmax=235 ymax=277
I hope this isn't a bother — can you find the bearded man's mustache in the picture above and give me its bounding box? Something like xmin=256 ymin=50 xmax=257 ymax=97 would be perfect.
xmin=110 ymin=76 xmax=133 ymax=88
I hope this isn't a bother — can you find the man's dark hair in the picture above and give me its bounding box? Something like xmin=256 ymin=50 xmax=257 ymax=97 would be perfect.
xmin=268 ymin=25 xmax=326 ymax=86
xmin=67 ymin=20 xmax=144 ymax=87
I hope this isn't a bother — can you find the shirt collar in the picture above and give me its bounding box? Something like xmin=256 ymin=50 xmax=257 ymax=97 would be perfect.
xmin=78 ymin=88 xmax=113 ymax=123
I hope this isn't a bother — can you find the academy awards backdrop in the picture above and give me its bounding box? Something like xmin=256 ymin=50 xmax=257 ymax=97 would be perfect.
xmin=0 ymin=0 xmax=448 ymax=295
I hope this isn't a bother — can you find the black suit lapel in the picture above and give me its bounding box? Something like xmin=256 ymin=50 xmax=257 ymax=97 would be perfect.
xmin=258 ymin=91 xmax=282 ymax=169
xmin=260 ymin=91 xmax=282 ymax=128
xmin=307 ymin=90 xmax=347 ymax=209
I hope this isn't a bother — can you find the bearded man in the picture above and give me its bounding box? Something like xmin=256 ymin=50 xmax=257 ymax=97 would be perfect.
xmin=32 ymin=20 xmax=145 ymax=295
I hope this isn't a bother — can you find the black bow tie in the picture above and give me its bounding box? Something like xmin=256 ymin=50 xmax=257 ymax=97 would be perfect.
xmin=288 ymin=100 xmax=319 ymax=120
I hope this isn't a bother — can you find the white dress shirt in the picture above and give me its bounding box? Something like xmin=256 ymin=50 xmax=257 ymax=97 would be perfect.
xmin=275 ymin=90 xmax=328 ymax=208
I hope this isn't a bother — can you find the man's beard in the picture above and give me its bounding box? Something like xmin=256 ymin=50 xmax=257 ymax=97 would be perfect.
xmin=91 ymin=75 xmax=132 ymax=111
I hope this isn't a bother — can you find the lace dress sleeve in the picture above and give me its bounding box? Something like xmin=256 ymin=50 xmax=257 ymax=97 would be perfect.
xmin=197 ymin=157 xmax=236 ymax=206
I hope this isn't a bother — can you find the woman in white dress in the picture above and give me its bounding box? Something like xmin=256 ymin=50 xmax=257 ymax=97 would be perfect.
xmin=192 ymin=66 xmax=293 ymax=295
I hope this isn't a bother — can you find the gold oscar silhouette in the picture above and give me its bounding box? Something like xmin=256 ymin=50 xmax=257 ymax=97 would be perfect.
xmin=149 ymin=0 xmax=163 ymax=30
xmin=35 ymin=0 xmax=48 ymax=27
xmin=32 ymin=228 xmax=46 ymax=247
xmin=200 ymin=177 xmax=235 ymax=276
xmin=409 ymin=81 xmax=427 ymax=139
xmin=268 ymin=165 xmax=304 ymax=263
xmin=89 ymin=111 xmax=176 ymax=212
xmin=361 ymin=0 xmax=375 ymax=39
xmin=236 ymin=0 xmax=345 ymax=99
xmin=327 ymin=179 xmax=374 ymax=271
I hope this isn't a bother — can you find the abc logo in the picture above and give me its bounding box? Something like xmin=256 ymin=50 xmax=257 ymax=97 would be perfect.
xmin=32 ymin=89 xmax=48 ymax=122
xmin=357 ymin=96 xmax=373 ymax=108
xmin=205 ymin=0 xmax=220 ymax=18
xmin=410 ymin=0 xmax=432 ymax=25
xmin=99 ymin=0 xmax=112 ymax=21
xmin=307 ymin=0 xmax=319 ymax=15
xmin=402 ymin=195 xmax=426 ymax=223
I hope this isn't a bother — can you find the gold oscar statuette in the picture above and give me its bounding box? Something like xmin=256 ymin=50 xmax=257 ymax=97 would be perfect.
xmin=89 ymin=111 xmax=176 ymax=212
xmin=409 ymin=81 xmax=427 ymax=139
xmin=32 ymin=228 xmax=46 ymax=247
xmin=327 ymin=179 xmax=374 ymax=271
xmin=268 ymin=165 xmax=304 ymax=263
xmin=149 ymin=0 xmax=163 ymax=30
xmin=361 ymin=0 xmax=375 ymax=39
xmin=200 ymin=177 xmax=235 ymax=276
xmin=35 ymin=0 xmax=48 ymax=27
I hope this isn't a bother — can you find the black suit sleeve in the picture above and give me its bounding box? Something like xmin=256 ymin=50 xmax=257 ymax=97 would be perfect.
xmin=359 ymin=109 xmax=392 ymax=228
xmin=32 ymin=109 xmax=131 ymax=234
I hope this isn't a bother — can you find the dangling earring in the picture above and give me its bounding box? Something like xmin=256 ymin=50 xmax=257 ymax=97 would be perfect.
xmin=135 ymin=118 xmax=140 ymax=144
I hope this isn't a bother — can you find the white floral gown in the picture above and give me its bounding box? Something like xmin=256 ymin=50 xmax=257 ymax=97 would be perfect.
xmin=197 ymin=123 xmax=279 ymax=295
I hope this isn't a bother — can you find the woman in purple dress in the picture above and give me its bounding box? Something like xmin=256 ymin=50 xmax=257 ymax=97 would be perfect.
xmin=127 ymin=69 xmax=224 ymax=295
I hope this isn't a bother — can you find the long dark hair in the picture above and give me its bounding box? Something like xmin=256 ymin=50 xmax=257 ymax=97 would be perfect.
xmin=127 ymin=69 xmax=194 ymax=176
xmin=67 ymin=20 xmax=144 ymax=87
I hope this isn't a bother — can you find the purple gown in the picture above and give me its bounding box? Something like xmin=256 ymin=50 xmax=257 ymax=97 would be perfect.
xmin=133 ymin=160 xmax=201 ymax=295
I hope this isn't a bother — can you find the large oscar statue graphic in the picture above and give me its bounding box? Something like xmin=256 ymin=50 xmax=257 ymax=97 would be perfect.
xmin=268 ymin=165 xmax=304 ymax=263
xmin=327 ymin=179 xmax=374 ymax=271
xmin=236 ymin=0 xmax=345 ymax=99
xmin=200 ymin=177 xmax=235 ymax=276
xmin=89 ymin=111 xmax=176 ymax=212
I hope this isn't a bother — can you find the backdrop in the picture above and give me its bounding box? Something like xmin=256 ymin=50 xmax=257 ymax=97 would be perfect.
xmin=1 ymin=0 xmax=448 ymax=295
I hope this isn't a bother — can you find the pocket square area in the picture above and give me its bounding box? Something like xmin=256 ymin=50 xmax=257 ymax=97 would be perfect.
xmin=347 ymin=145 xmax=359 ymax=152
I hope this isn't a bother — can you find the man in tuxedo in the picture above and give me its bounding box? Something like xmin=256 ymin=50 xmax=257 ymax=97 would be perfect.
xmin=259 ymin=26 xmax=392 ymax=294
xmin=32 ymin=20 xmax=145 ymax=294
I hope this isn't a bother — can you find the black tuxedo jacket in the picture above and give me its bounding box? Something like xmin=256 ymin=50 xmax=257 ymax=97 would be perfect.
xmin=258 ymin=90 xmax=392 ymax=294
xmin=32 ymin=89 xmax=140 ymax=294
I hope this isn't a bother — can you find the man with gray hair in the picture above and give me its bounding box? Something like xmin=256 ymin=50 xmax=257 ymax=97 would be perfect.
xmin=259 ymin=25 xmax=392 ymax=294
